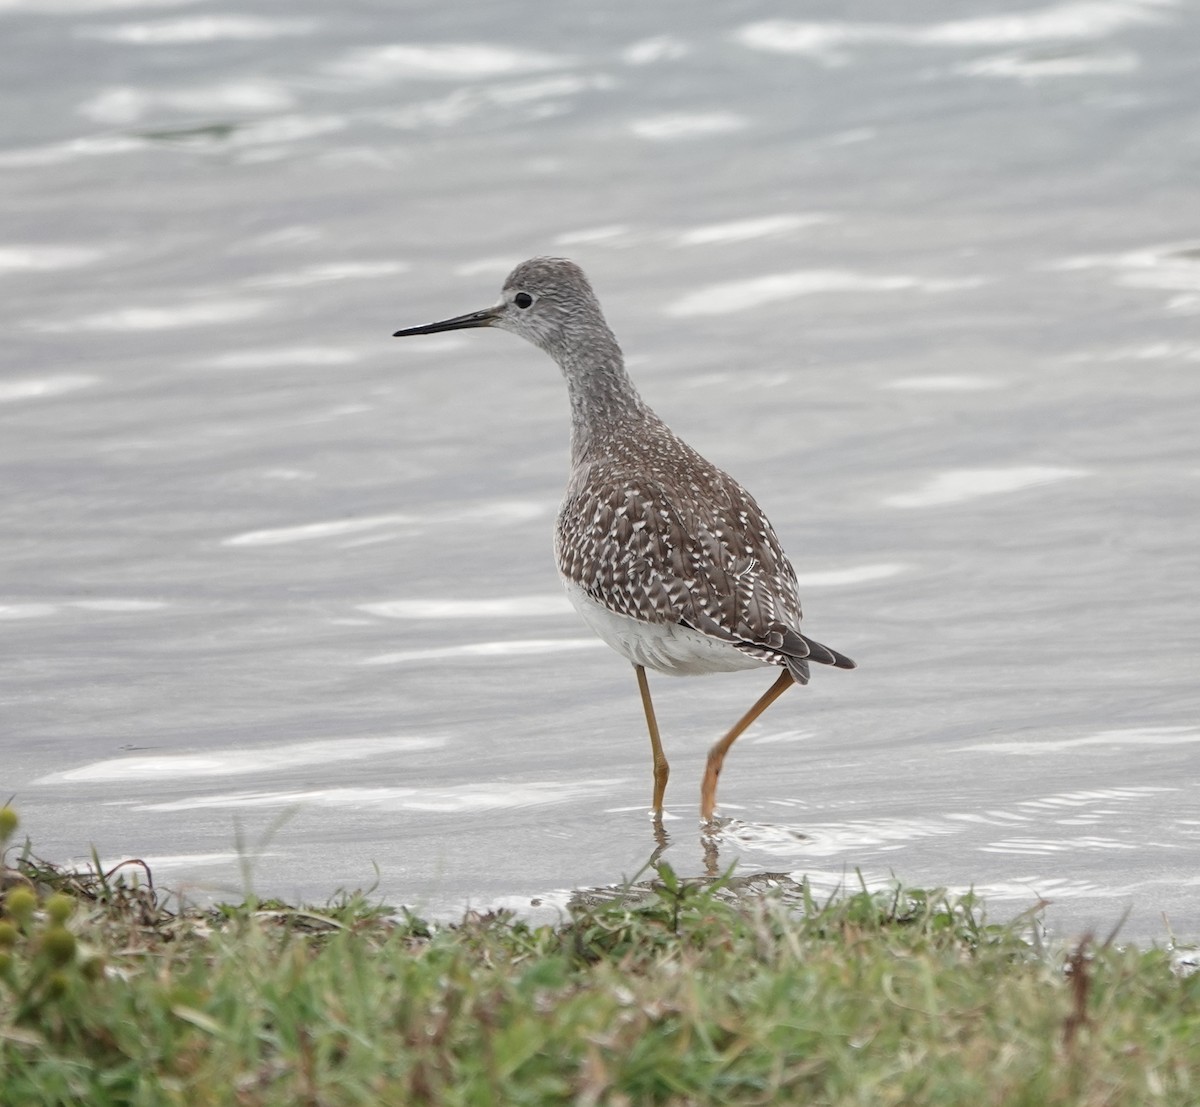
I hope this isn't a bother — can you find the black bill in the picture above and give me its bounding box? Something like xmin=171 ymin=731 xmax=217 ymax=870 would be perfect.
xmin=393 ymin=307 xmax=500 ymax=337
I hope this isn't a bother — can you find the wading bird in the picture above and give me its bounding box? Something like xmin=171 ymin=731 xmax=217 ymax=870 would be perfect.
xmin=394 ymin=258 xmax=854 ymax=821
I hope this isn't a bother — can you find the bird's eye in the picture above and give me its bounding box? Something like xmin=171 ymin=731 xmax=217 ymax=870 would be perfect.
xmin=514 ymin=292 xmax=533 ymax=309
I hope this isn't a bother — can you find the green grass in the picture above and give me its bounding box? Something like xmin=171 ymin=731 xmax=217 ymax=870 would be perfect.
xmin=1 ymin=806 xmax=1197 ymax=1106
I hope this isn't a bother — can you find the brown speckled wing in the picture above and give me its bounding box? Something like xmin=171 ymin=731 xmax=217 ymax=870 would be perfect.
xmin=555 ymin=423 xmax=816 ymax=674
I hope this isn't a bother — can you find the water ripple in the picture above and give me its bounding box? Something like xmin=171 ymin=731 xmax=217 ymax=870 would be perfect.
xmin=373 ymin=74 xmax=608 ymax=131
xmin=1064 ymin=340 xmax=1200 ymax=364
xmin=223 ymin=501 xmax=547 ymax=548
xmin=673 ymin=214 xmax=831 ymax=246
xmin=728 ymin=817 xmax=959 ymax=858
xmin=76 ymin=16 xmax=317 ymax=45
xmin=664 ymin=270 xmax=984 ymax=316
xmin=551 ymin=214 xmax=831 ymax=251
xmin=140 ymin=851 xmax=247 ymax=870
xmin=0 ymin=598 xmax=165 ymax=620
xmin=136 ymin=780 xmax=624 ymax=814
xmin=958 ymin=48 xmax=1139 ymax=79
xmin=362 ymin=638 xmax=604 ymax=666
xmin=793 ymin=563 xmax=907 ymax=588
xmin=196 ymin=346 xmax=362 ymax=370
xmin=0 ymin=0 xmax=200 ymax=10
xmin=885 ymin=375 xmax=1005 ymax=391
xmin=31 ymin=300 xmax=270 ymax=333
xmin=956 ymin=728 xmax=1200 ymax=753
xmin=884 ymin=465 xmax=1087 ymax=508
xmin=360 ymin=596 xmax=572 ymax=620
xmin=955 ymin=876 xmax=1113 ymax=900
xmin=1050 ymin=240 xmax=1200 ymax=312
xmin=224 ymin=514 xmax=411 ymax=547
xmin=326 ymin=43 xmax=570 ymax=85
xmin=735 ymin=3 xmax=1175 ymax=65
xmin=980 ymin=836 xmax=1139 ymax=855
xmin=0 ymin=134 xmax=146 ymax=168
xmin=0 ymin=246 xmax=104 ymax=272
xmin=629 ymin=112 xmax=748 ymax=141
xmin=555 ymin=225 xmax=631 ymax=247
xmin=79 ymin=80 xmax=295 ymax=125
xmin=621 ymin=36 xmax=689 ymax=65
xmin=0 ymin=375 xmax=98 ymax=402
xmin=244 ymin=260 xmax=409 ymax=289
xmin=35 ymin=736 xmax=444 ymax=785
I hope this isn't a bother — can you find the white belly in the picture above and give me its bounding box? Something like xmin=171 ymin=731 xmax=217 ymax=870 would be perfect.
xmin=563 ymin=581 xmax=766 ymax=677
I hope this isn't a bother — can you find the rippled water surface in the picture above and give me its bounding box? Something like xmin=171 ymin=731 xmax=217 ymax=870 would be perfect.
xmin=4 ymin=0 xmax=1199 ymax=943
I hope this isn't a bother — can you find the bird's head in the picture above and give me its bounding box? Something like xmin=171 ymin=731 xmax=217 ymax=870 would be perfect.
xmin=393 ymin=256 xmax=612 ymax=361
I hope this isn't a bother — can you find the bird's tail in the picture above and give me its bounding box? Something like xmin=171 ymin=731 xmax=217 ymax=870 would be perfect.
xmin=778 ymin=625 xmax=856 ymax=671
xmin=780 ymin=632 xmax=855 ymax=685
xmin=802 ymin=635 xmax=856 ymax=671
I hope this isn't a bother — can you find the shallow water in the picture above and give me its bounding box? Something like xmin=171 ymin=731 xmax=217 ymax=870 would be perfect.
xmin=3 ymin=0 xmax=1199 ymax=943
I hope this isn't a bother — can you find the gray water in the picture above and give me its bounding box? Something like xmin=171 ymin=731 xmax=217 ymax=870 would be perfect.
xmin=3 ymin=0 xmax=1198 ymax=944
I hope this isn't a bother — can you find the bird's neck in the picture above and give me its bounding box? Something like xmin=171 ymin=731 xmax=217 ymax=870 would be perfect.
xmin=558 ymin=338 xmax=651 ymax=466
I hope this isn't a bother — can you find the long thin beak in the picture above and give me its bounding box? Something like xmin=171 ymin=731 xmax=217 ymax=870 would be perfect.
xmin=392 ymin=306 xmax=500 ymax=337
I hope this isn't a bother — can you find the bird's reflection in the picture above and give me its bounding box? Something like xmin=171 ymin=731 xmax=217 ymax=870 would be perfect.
xmin=647 ymin=812 xmax=726 ymax=877
xmin=701 ymin=825 xmax=721 ymax=877
xmin=568 ymin=816 xmax=816 ymax=918
xmin=649 ymin=813 xmax=670 ymax=866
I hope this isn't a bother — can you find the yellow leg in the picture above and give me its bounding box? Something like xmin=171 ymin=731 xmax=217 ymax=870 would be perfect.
xmin=701 ymin=669 xmax=794 ymax=822
xmin=635 ymin=664 xmax=669 ymax=813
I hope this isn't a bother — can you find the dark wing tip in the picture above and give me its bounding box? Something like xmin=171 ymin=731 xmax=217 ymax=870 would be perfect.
xmin=779 ymin=629 xmax=856 ymax=671
xmin=812 ymin=641 xmax=856 ymax=670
